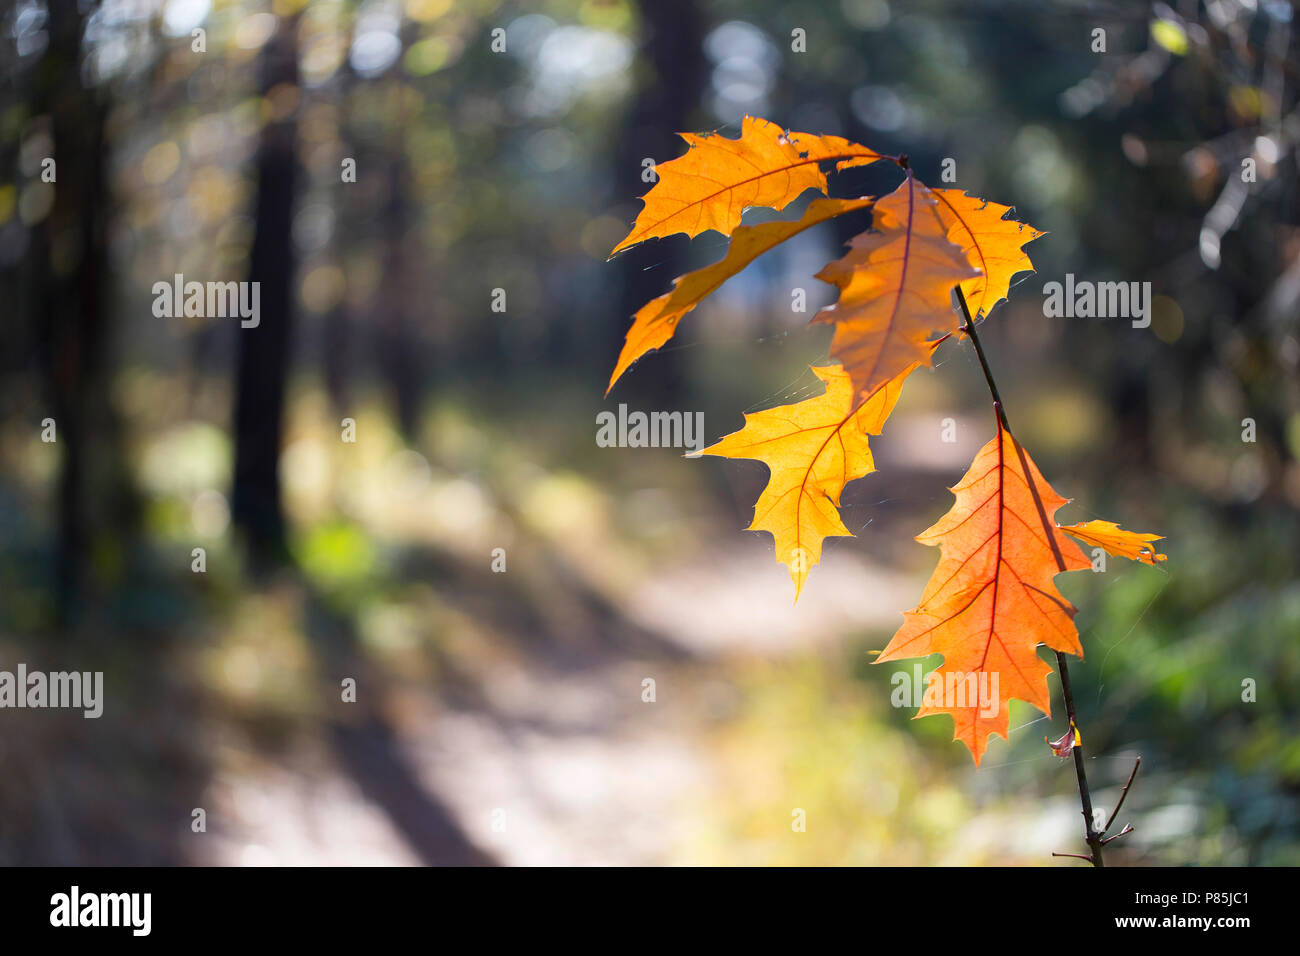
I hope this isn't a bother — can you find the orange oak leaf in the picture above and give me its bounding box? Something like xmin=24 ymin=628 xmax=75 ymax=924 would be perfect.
xmin=875 ymin=422 xmax=1091 ymax=765
xmin=813 ymin=173 xmax=979 ymax=400
xmin=607 ymin=196 xmax=874 ymax=393
xmin=609 ymin=115 xmax=889 ymax=256
xmin=1059 ymin=519 xmax=1167 ymax=565
xmin=930 ymin=188 xmax=1045 ymax=320
xmin=695 ymin=364 xmax=908 ymax=602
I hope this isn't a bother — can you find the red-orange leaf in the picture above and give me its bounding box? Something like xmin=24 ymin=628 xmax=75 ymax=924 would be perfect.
xmin=813 ymin=173 xmax=979 ymax=400
xmin=607 ymin=197 xmax=874 ymax=393
xmin=875 ymin=422 xmax=1090 ymax=765
xmin=609 ymin=115 xmax=888 ymax=256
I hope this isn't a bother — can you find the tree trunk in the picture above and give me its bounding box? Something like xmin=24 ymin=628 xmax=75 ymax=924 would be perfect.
xmin=35 ymin=0 xmax=133 ymax=629
xmin=612 ymin=0 xmax=706 ymax=405
xmin=231 ymin=18 xmax=300 ymax=568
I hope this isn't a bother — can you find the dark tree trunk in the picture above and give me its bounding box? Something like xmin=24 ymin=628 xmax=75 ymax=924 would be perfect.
xmin=35 ymin=0 xmax=133 ymax=629
xmin=612 ymin=0 xmax=706 ymax=406
xmin=231 ymin=18 xmax=300 ymax=568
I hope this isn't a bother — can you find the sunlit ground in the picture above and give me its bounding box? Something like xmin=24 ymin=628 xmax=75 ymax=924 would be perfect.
xmin=7 ymin=369 xmax=1284 ymax=866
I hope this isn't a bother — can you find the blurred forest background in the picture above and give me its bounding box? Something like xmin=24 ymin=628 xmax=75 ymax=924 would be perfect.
xmin=0 ymin=0 xmax=1297 ymax=865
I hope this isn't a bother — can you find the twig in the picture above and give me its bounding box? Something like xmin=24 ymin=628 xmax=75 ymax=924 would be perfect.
xmin=1103 ymin=756 xmax=1142 ymax=836
xmin=950 ymin=288 xmax=1009 ymax=433
xmin=952 ymin=286 xmax=1113 ymax=868
xmin=1102 ymin=823 xmax=1135 ymax=846
xmin=1054 ymin=649 xmax=1106 ymax=867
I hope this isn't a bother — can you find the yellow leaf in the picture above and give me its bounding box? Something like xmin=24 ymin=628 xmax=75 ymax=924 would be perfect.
xmin=1060 ymin=519 xmax=1167 ymax=565
xmin=930 ymin=188 xmax=1044 ymax=320
xmin=697 ymin=364 xmax=907 ymax=602
xmin=1151 ymin=19 xmax=1189 ymax=57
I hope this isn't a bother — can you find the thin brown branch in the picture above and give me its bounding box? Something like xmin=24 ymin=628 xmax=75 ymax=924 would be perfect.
xmin=1103 ymin=756 xmax=1142 ymax=836
xmin=952 ymin=285 xmax=1110 ymax=868
xmin=1102 ymin=823 xmax=1135 ymax=846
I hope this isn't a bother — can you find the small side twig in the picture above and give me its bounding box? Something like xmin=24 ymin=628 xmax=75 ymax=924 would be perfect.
xmin=1102 ymin=823 xmax=1135 ymax=846
xmin=1103 ymin=756 xmax=1142 ymax=836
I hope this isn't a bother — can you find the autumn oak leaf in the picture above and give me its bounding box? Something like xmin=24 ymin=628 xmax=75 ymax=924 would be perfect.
xmin=1059 ymin=519 xmax=1167 ymax=565
xmin=608 ymin=115 xmax=888 ymax=256
xmin=696 ymin=364 xmax=908 ymax=602
xmin=875 ymin=422 xmax=1091 ymax=765
xmin=930 ymin=187 xmax=1045 ymax=321
xmin=813 ymin=173 xmax=979 ymax=400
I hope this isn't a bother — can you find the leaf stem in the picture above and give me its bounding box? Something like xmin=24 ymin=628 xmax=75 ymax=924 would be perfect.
xmin=951 ymin=285 xmax=1108 ymax=868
